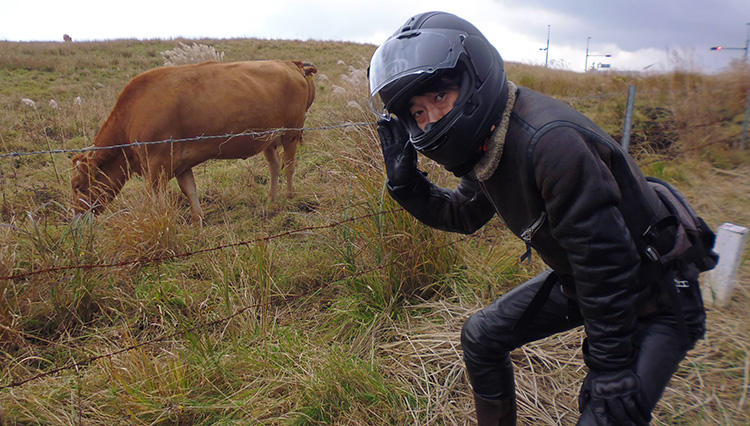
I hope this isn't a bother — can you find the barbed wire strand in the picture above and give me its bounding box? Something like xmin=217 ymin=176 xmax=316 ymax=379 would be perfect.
xmin=0 ymin=233 xmax=475 ymax=390
xmin=638 ymin=130 xmax=743 ymax=167
xmin=0 ymin=207 xmax=404 ymax=281
xmin=0 ymin=122 xmax=376 ymax=160
xmin=0 ymin=299 xmax=268 ymax=390
xmin=0 ymin=131 xmax=742 ymax=281
xmin=1 ymin=113 xmax=744 ymax=163
xmin=0 ymin=124 xmax=742 ymax=280
xmin=567 ymin=80 xmax=750 ymax=100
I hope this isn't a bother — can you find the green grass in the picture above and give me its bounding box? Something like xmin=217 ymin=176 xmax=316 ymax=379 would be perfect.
xmin=0 ymin=38 xmax=749 ymax=425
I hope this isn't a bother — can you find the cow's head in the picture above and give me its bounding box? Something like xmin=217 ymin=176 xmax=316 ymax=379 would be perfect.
xmin=294 ymin=61 xmax=317 ymax=110
xmin=71 ymin=151 xmax=117 ymax=214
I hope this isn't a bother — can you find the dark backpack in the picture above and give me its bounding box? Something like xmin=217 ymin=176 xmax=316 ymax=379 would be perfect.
xmin=515 ymin=141 xmax=718 ymax=332
xmin=642 ymin=177 xmax=719 ymax=280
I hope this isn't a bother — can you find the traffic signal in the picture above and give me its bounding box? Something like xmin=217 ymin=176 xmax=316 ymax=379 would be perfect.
xmin=710 ymin=46 xmax=723 ymax=50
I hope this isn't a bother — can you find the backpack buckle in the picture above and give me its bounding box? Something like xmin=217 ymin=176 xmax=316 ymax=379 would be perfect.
xmin=673 ymin=278 xmax=690 ymax=288
xmin=644 ymin=246 xmax=660 ymax=262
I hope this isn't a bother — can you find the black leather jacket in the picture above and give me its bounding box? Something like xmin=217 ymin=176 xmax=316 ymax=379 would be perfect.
xmin=388 ymin=87 xmax=671 ymax=372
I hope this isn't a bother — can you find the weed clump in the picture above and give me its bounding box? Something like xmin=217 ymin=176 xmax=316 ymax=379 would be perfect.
xmin=160 ymin=42 xmax=224 ymax=66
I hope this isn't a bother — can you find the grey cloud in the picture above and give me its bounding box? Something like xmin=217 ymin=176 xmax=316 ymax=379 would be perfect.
xmin=504 ymin=0 xmax=750 ymax=51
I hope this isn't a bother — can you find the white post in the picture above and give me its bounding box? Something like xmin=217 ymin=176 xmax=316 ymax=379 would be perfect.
xmin=702 ymin=223 xmax=748 ymax=307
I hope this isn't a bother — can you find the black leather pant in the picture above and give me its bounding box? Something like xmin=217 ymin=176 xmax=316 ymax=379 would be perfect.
xmin=461 ymin=269 xmax=706 ymax=415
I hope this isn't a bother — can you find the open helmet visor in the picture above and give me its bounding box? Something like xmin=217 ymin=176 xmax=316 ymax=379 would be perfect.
xmin=368 ymin=29 xmax=467 ymax=117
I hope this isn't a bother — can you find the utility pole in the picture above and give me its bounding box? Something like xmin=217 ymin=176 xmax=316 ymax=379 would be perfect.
xmin=585 ymin=36 xmax=591 ymax=71
xmin=539 ymin=25 xmax=550 ymax=67
xmin=544 ymin=25 xmax=550 ymax=67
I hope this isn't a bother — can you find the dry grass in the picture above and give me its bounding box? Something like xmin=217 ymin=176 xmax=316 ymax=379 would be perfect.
xmin=161 ymin=42 xmax=225 ymax=66
xmin=97 ymin=186 xmax=189 ymax=261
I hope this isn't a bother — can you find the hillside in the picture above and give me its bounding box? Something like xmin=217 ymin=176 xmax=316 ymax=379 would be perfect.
xmin=0 ymin=38 xmax=749 ymax=425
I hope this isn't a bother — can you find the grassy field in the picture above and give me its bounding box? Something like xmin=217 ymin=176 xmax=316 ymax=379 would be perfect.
xmin=0 ymin=38 xmax=749 ymax=425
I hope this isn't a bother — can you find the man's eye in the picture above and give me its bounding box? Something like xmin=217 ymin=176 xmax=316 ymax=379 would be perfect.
xmin=412 ymin=110 xmax=423 ymax=120
xmin=435 ymin=92 xmax=446 ymax=102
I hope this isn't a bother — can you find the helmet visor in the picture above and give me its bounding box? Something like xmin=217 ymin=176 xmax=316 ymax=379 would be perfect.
xmin=368 ymin=29 xmax=466 ymax=117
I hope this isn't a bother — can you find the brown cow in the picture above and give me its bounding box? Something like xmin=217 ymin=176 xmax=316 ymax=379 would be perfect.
xmin=71 ymin=60 xmax=317 ymax=221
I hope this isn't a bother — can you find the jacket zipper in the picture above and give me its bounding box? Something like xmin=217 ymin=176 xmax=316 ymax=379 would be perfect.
xmin=478 ymin=180 xmax=546 ymax=263
xmin=520 ymin=211 xmax=546 ymax=263
xmin=478 ymin=181 xmax=505 ymax=221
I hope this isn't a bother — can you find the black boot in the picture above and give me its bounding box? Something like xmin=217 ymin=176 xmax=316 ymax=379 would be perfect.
xmin=473 ymin=392 xmax=517 ymax=426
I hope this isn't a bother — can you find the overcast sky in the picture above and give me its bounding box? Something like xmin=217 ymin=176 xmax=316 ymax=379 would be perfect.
xmin=1 ymin=0 xmax=749 ymax=73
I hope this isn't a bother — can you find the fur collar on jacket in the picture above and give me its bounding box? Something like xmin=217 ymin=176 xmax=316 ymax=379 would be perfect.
xmin=472 ymin=80 xmax=517 ymax=181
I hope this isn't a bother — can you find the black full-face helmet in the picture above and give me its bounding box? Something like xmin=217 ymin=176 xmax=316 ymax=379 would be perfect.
xmin=369 ymin=11 xmax=508 ymax=176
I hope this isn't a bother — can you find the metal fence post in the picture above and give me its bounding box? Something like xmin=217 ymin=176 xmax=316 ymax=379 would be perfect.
xmin=740 ymin=88 xmax=750 ymax=150
xmin=621 ymin=85 xmax=637 ymax=152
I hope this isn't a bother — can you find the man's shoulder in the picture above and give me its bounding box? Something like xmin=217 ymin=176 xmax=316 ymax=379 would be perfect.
xmin=511 ymin=86 xmax=615 ymax=146
xmin=512 ymin=86 xmax=583 ymax=129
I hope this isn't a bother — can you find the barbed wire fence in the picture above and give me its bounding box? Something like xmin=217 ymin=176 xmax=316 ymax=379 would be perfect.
xmin=2 ymin=113 xmax=738 ymax=280
xmin=0 ymin=84 xmax=747 ymax=392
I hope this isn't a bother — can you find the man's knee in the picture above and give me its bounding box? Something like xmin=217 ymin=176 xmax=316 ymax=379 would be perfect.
xmin=461 ymin=311 xmax=516 ymax=398
xmin=461 ymin=309 xmax=514 ymax=361
xmin=460 ymin=312 xmax=483 ymax=354
xmin=461 ymin=311 xmax=489 ymax=357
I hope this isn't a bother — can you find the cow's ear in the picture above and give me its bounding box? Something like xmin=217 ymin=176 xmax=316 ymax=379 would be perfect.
xmin=302 ymin=62 xmax=317 ymax=78
xmin=73 ymin=152 xmax=99 ymax=171
xmin=72 ymin=153 xmax=85 ymax=165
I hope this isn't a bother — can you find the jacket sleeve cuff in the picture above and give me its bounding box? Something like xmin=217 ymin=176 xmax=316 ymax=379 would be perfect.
xmin=386 ymin=170 xmax=428 ymax=199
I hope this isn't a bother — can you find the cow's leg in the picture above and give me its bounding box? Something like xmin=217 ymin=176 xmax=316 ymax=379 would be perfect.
xmin=176 ymin=168 xmax=203 ymax=221
xmin=263 ymin=145 xmax=281 ymax=202
xmin=146 ymin=161 xmax=170 ymax=193
xmin=281 ymin=136 xmax=299 ymax=198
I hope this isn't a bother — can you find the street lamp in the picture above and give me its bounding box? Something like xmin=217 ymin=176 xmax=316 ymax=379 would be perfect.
xmin=539 ymin=25 xmax=550 ymax=67
xmin=585 ymin=36 xmax=612 ymax=71
xmin=710 ymin=22 xmax=750 ymax=61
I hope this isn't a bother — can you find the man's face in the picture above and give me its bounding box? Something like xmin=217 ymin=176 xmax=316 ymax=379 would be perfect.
xmin=408 ymin=86 xmax=460 ymax=131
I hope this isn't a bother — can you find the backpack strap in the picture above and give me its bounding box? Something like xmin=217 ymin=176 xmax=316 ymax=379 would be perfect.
xmin=641 ymin=177 xmax=719 ymax=346
xmin=512 ymin=271 xmax=559 ymax=331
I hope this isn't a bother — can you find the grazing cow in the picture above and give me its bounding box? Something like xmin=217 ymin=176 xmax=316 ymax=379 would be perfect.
xmin=71 ymin=60 xmax=317 ymax=221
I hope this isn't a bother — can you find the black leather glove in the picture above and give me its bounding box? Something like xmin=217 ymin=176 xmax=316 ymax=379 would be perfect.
xmin=578 ymin=369 xmax=650 ymax=426
xmin=377 ymin=117 xmax=417 ymax=187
